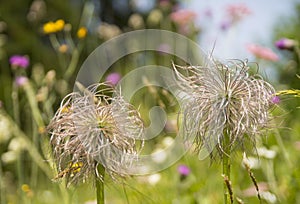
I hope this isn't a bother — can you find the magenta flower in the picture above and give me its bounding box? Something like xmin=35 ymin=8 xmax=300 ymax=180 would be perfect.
xmin=15 ymin=76 xmax=28 ymax=87
xmin=246 ymin=44 xmax=279 ymax=62
xmin=170 ymin=9 xmax=197 ymax=26
xmin=275 ymin=38 xmax=296 ymax=50
xmin=106 ymin=72 xmax=121 ymax=86
xmin=271 ymin=96 xmax=280 ymax=104
xmin=177 ymin=164 xmax=190 ymax=176
xmin=9 ymin=55 xmax=30 ymax=68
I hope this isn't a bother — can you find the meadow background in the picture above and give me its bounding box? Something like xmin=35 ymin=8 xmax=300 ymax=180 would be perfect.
xmin=0 ymin=0 xmax=300 ymax=203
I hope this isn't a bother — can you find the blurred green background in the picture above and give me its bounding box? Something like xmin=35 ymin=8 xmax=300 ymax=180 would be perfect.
xmin=0 ymin=0 xmax=300 ymax=203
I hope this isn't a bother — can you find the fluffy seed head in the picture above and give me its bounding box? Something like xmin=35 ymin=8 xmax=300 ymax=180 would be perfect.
xmin=174 ymin=59 xmax=275 ymax=156
xmin=48 ymin=83 xmax=144 ymax=186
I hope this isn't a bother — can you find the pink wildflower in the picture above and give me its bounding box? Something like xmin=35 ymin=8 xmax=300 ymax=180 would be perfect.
xmin=246 ymin=44 xmax=279 ymax=61
xmin=226 ymin=3 xmax=251 ymax=23
xmin=15 ymin=76 xmax=29 ymax=87
xmin=170 ymin=9 xmax=197 ymax=25
xmin=271 ymin=96 xmax=280 ymax=104
xmin=106 ymin=72 xmax=121 ymax=86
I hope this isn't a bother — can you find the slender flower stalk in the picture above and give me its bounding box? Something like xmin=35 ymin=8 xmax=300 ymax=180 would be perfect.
xmin=173 ymin=59 xmax=275 ymax=203
xmin=276 ymin=89 xmax=300 ymax=97
xmin=48 ymin=83 xmax=144 ymax=203
xmin=96 ymin=164 xmax=105 ymax=204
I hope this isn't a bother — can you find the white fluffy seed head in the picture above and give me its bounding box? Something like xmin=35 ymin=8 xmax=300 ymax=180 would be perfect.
xmin=173 ymin=59 xmax=275 ymax=157
xmin=48 ymin=83 xmax=144 ymax=186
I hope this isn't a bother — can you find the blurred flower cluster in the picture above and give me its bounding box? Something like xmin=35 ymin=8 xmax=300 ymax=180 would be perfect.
xmin=220 ymin=3 xmax=251 ymax=31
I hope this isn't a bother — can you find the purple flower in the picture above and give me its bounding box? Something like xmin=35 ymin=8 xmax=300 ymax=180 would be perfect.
xmin=9 ymin=55 xmax=30 ymax=69
xmin=271 ymin=96 xmax=280 ymax=104
xmin=275 ymin=38 xmax=296 ymax=50
xmin=106 ymin=72 xmax=121 ymax=86
xmin=15 ymin=76 xmax=28 ymax=87
xmin=220 ymin=20 xmax=232 ymax=31
xmin=177 ymin=164 xmax=190 ymax=176
xmin=204 ymin=8 xmax=213 ymax=18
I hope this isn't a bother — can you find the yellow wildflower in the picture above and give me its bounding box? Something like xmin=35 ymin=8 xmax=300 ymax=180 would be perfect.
xmin=21 ymin=184 xmax=34 ymax=198
xmin=77 ymin=27 xmax=87 ymax=39
xmin=38 ymin=126 xmax=46 ymax=134
xmin=43 ymin=21 xmax=55 ymax=34
xmin=43 ymin=19 xmax=65 ymax=34
xmin=54 ymin=19 xmax=65 ymax=31
xmin=21 ymin=184 xmax=31 ymax=193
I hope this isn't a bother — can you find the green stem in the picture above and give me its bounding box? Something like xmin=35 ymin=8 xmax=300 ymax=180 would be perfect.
xmin=17 ymin=151 xmax=25 ymax=203
xmin=30 ymin=118 xmax=38 ymax=188
xmin=49 ymin=34 xmax=67 ymax=70
xmin=294 ymin=46 xmax=300 ymax=72
xmin=23 ymin=82 xmax=45 ymax=129
xmin=273 ymin=127 xmax=292 ymax=168
xmin=12 ymin=83 xmax=20 ymax=125
xmin=23 ymin=81 xmax=46 ymax=189
xmin=64 ymin=43 xmax=83 ymax=81
xmin=223 ymin=131 xmax=231 ymax=204
xmin=0 ymin=160 xmax=6 ymax=204
xmin=96 ymin=164 xmax=105 ymax=204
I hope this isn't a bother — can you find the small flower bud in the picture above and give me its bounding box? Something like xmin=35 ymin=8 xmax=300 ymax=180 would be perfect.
xmin=106 ymin=72 xmax=121 ymax=86
xmin=15 ymin=76 xmax=29 ymax=87
xmin=275 ymin=38 xmax=297 ymax=50
xmin=147 ymin=9 xmax=163 ymax=27
xmin=128 ymin=14 xmax=144 ymax=29
xmin=177 ymin=164 xmax=190 ymax=176
xmin=77 ymin=27 xmax=87 ymax=39
xmin=58 ymin=44 xmax=68 ymax=53
xmin=271 ymin=96 xmax=280 ymax=104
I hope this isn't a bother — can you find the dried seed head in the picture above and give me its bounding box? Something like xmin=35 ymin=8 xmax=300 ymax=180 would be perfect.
xmin=48 ymin=83 xmax=144 ymax=186
xmin=173 ymin=59 xmax=275 ymax=157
